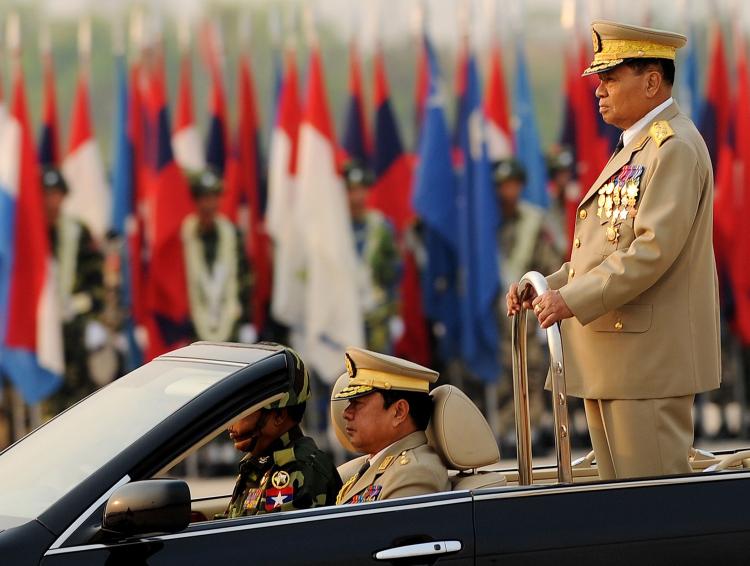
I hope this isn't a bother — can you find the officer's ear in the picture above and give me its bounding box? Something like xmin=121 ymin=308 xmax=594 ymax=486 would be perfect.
xmin=644 ymin=67 xmax=663 ymax=98
xmin=390 ymin=399 xmax=411 ymax=427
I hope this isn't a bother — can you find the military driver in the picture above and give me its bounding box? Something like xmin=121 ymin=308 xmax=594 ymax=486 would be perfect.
xmin=333 ymin=347 xmax=449 ymax=504
xmin=221 ymin=349 xmax=342 ymax=518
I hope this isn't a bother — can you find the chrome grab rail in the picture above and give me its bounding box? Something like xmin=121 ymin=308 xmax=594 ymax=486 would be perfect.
xmin=511 ymin=271 xmax=573 ymax=485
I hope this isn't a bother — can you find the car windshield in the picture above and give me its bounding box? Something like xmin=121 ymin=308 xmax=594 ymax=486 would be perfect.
xmin=0 ymin=359 xmax=240 ymax=521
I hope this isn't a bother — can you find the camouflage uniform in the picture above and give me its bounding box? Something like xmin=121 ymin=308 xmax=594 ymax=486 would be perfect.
xmin=48 ymin=217 xmax=105 ymax=415
xmin=224 ymin=427 xmax=341 ymax=517
xmin=220 ymin=348 xmax=342 ymax=518
xmin=353 ymin=211 xmax=400 ymax=353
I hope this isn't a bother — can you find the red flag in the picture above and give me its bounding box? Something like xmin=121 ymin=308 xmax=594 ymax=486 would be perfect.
xmin=728 ymin=30 xmax=750 ymax=343
xmin=483 ymin=41 xmax=512 ymax=161
xmin=700 ymin=27 xmax=730 ymax=173
xmin=38 ymin=50 xmax=60 ymax=166
xmin=340 ymin=42 xmax=371 ymax=163
xmin=173 ymin=51 xmax=205 ymax=172
xmin=62 ymin=70 xmax=110 ymax=241
xmin=226 ymin=55 xmax=272 ymax=332
xmin=414 ymin=37 xmax=428 ymax=140
xmin=144 ymin=61 xmax=193 ymax=359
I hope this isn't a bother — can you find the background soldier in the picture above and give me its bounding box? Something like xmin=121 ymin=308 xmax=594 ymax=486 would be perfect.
xmin=183 ymin=168 xmax=254 ymax=343
xmin=344 ymin=160 xmax=401 ymax=354
xmin=41 ymin=166 xmax=106 ymax=415
xmin=493 ymin=159 xmax=555 ymax=451
xmin=221 ymin=349 xmax=342 ymax=518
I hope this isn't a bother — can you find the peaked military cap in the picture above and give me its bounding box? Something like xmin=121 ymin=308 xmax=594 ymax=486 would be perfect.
xmin=332 ymin=347 xmax=439 ymax=401
xmin=343 ymin=160 xmax=375 ymax=188
xmin=492 ymin=158 xmax=526 ymax=185
xmin=187 ymin=167 xmax=223 ymax=197
xmin=583 ymin=20 xmax=687 ymax=77
xmin=41 ymin=166 xmax=68 ymax=194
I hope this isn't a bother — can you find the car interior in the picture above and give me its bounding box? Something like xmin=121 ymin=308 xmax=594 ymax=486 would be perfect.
xmin=155 ymin=370 xmax=750 ymax=529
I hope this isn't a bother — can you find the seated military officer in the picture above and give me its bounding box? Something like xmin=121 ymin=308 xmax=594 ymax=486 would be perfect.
xmin=220 ymin=351 xmax=342 ymax=518
xmin=332 ymin=347 xmax=450 ymax=504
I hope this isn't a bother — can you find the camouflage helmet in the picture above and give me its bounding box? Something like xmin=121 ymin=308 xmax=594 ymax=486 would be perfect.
xmin=342 ymin=159 xmax=375 ymax=189
xmin=264 ymin=348 xmax=311 ymax=410
xmin=41 ymin=166 xmax=68 ymax=194
xmin=492 ymin=158 xmax=527 ymax=186
xmin=186 ymin=167 xmax=223 ymax=198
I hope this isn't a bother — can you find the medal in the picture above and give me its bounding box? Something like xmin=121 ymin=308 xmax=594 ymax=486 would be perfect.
xmin=271 ymin=470 xmax=291 ymax=489
xmin=606 ymin=226 xmax=617 ymax=241
xmin=598 ymin=194 xmax=606 ymax=207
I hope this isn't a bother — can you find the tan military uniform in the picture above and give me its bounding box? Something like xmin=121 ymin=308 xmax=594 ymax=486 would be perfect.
xmin=546 ymin=21 xmax=721 ymax=479
xmin=336 ymin=431 xmax=449 ymax=504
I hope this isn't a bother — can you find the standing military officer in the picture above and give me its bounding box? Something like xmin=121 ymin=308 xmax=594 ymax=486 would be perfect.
xmin=344 ymin=160 xmax=401 ymax=353
xmin=41 ymin=167 xmax=106 ymax=414
xmin=507 ymin=20 xmax=720 ymax=479
xmin=333 ymin=347 xmax=449 ymax=504
xmin=222 ymin=349 xmax=342 ymax=518
xmin=182 ymin=168 xmax=254 ymax=344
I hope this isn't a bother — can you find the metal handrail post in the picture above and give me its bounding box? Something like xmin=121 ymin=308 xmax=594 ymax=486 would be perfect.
xmin=511 ymin=271 xmax=573 ymax=485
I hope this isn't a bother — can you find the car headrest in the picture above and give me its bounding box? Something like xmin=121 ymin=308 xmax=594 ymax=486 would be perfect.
xmin=426 ymin=385 xmax=500 ymax=471
xmin=330 ymin=372 xmax=358 ymax=453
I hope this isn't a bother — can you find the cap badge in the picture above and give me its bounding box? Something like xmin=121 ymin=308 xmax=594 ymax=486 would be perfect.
xmin=345 ymin=353 xmax=357 ymax=378
xmin=592 ymin=29 xmax=602 ymax=53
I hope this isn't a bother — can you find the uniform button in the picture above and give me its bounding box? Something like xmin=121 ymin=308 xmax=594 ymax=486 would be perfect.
xmin=579 ymin=209 xmax=587 ymax=219
xmin=569 ymin=268 xmax=575 ymax=278
xmin=574 ymin=238 xmax=581 ymax=248
xmin=614 ymin=321 xmax=623 ymax=331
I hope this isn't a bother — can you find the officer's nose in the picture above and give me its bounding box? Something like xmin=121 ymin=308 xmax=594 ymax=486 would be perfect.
xmin=595 ymin=80 xmax=607 ymax=98
xmin=343 ymin=403 xmax=354 ymax=421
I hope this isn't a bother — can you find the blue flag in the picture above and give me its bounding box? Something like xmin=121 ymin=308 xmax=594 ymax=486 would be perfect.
xmin=677 ymin=22 xmax=701 ymax=121
xmin=412 ymin=35 xmax=460 ymax=362
xmin=456 ymin=54 xmax=501 ymax=382
xmin=513 ymin=39 xmax=549 ymax=209
xmin=111 ymin=55 xmax=142 ymax=370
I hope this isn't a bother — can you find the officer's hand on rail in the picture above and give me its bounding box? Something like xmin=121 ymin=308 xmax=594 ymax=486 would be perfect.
xmin=506 ymin=283 xmax=537 ymax=317
xmin=531 ymin=291 xmax=573 ymax=328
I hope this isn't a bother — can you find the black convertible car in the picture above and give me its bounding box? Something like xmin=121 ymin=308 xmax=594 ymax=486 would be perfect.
xmin=1 ymin=341 xmax=749 ymax=565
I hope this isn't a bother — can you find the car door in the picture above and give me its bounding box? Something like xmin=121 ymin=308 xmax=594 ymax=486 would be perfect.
xmin=473 ymin=470 xmax=750 ymax=564
xmin=42 ymin=491 xmax=474 ymax=565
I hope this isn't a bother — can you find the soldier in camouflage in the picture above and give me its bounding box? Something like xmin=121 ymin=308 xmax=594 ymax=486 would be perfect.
xmin=344 ymin=160 xmax=401 ymax=353
xmin=221 ymin=349 xmax=342 ymax=518
xmin=41 ymin=167 xmax=106 ymax=415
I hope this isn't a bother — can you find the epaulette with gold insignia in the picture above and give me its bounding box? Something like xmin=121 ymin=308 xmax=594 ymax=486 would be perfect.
xmin=649 ymin=120 xmax=674 ymax=147
xmin=378 ymin=455 xmax=395 ymax=472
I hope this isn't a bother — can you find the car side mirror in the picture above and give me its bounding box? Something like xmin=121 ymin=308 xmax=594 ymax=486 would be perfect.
xmin=102 ymin=479 xmax=191 ymax=538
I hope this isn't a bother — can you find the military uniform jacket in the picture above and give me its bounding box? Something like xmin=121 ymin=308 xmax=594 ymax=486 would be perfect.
xmin=337 ymin=431 xmax=450 ymax=504
xmin=547 ymin=101 xmax=721 ymax=400
xmin=223 ymin=427 xmax=342 ymax=518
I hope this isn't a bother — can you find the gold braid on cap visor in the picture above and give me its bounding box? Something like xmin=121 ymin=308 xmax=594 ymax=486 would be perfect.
xmin=595 ymin=38 xmax=677 ymax=62
xmin=333 ymin=368 xmax=431 ymax=399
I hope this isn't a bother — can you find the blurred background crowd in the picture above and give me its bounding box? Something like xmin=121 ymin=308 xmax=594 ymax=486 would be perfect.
xmin=0 ymin=0 xmax=748 ymax=472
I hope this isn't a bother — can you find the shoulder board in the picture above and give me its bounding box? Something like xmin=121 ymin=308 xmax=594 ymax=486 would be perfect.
xmin=377 ymin=455 xmax=395 ymax=472
xmin=649 ymin=120 xmax=675 ymax=148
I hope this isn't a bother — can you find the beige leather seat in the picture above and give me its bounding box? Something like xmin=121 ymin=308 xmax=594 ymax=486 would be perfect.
xmin=330 ymin=375 xmax=506 ymax=490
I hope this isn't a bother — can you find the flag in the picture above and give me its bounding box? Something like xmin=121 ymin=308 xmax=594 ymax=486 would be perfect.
xmin=456 ymin=53 xmax=500 ymax=381
xmin=677 ymin=21 xmax=701 ymax=121
xmin=229 ymin=54 xmax=272 ymax=333
xmin=0 ymin=65 xmax=64 ymax=403
xmin=412 ymin=35 xmax=460 ymax=362
xmin=414 ymin=37 xmax=429 ymax=144
xmin=699 ymin=27 xmax=730 ymax=174
xmin=204 ymin=35 xmax=229 ymax=177
xmin=368 ymin=48 xmax=429 ymax=366
xmin=144 ymin=62 xmax=193 ymax=359
xmin=267 ymin=47 xmax=304 ymax=328
xmin=296 ymin=46 xmax=364 ymax=382
xmin=172 ymin=50 xmax=205 ymax=173
xmin=452 ymin=35 xmax=469 ymax=166
xmin=110 ymin=54 xmax=142 ymax=370
xmin=62 ymin=70 xmax=111 ymax=242
xmin=726 ymin=29 xmax=750 ymax=343
xmin=368 ymin=50 xmax=415 ymax=234
xmin=340 ymin=42 xmax=371 ymax=163
xmin=484 ymin=41 xmax=513 ymax=161
xmin=512 ymin=38 xmax=549 ymax=209
xmin=38 ymin=50 xmax=60 ymax=166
